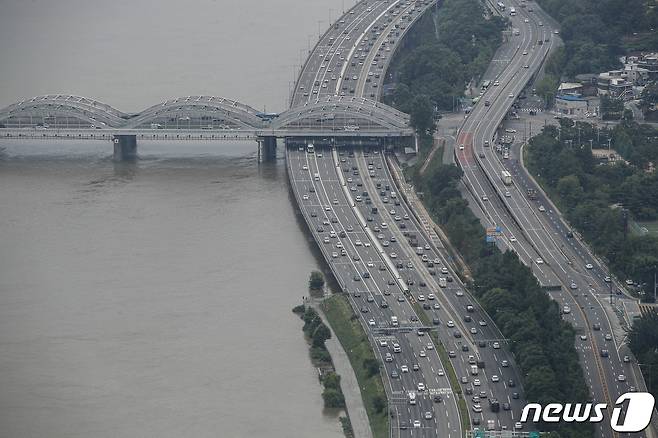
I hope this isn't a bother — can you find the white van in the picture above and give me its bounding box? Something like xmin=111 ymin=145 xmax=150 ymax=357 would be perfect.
xmin=314 ymin=173 xmax=320 ymax=181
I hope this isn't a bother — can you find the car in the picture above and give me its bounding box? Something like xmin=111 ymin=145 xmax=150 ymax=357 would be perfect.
xmin=389 ymin=252 xmax=397 ymax=258
xmin=401 ymin=365 xmax=409 ymax=373
xmin=482 ymin=195 xmax=489 ymax=201
xmin=535 ymin=258 xmax=544 ymax=265
xmin=385 ymin=352 xmax=393 ymax=362
xmin=456 ymin=290 xmax=464 ymax=297
xmin=604 ymin=276 xmax=611 ymax=283
xmin=515 ymin=422 xmax=523 ymax=430
xmin=413 ymin=420 xmax=421 ymax=428
xmin=427 ymin=343 xmax=434 ymax=350
xmin=391 ymin=369 xmax=399 ymax=378
xmin=626 ymin=279 xmax=635 ymax=286
xmin=523 ymin=64 xmax=529 ymax=68
xmin=434 ymin=395 xmax=443 ymax=403
xmin=479 ymin=340 xmax=487 ymax=348
xmin=419 ymin=350 xmax=426 ymax=357
xmin=510 ymin=235 xmax=517 ymax=242
xmin=580 ymin=335 xmax=587 ymax=341
xmin=501 ymin=360 xmax=509 ymax=367
xmin=491 ymin=375 xmax=500 ymax=382
xmin=522 ymin=51 xmax=528 ymax=55
xmin=397 ymin=295 xmax=405 ymax=302
xmin=623 ymin=355 xmax=631 ymax=363
xmin=472 ymin=404 xmax=482 ymax=413
xmin=461 ymin=376 xmax=469 ymax=384
xmin=473 ymin=379 xmax=481 ymax=386
xmin=493 ymin=342 xmax=500 ymax=349
xmin=585 ymin=263 xmax=594 ymax=269
xmin=459 ymin=144 xmax=465 ymax=150
xmin=508 ymin=93 xmax=514 ymax=98
xmin=448 ymin=350 xmax=456 ymax=358
xmin=601 ymin=349 xmax=609 ymax=358
xmin=512 ymin=392 xmax=519 ymax=399
xmin=570 ymin=282 xmax=578 ymax=290
xmin=360 ymin=306 xmax=369 ymax=313
xmin=562 ymin=305 xmax=571 ymax=314
xmin=413 ymin=364 xmax=420 ymax=371
xmin=605 ymin=333 xmax=612 ymax=341
xmin=538 ymin=205 xmax=546 ymax=212
xmin=508 ymin=379 xmax=516 ymax=387
xmin=424 ymin=411 xmax=433 ymax=420
xmin=379 ymin=339 xmax=388 ymax=347
xmin=524 ymin=18 xmax=529 ymax=23
xmin=618 ymin=374 xmax=626 ymax=382
xmin=433 ymin=303 xmax=440 ymax=309
xmin=470 ymin=327 xmax=478 ymax=335
xmin=503 ymin=402 xmax=511 ymax=411
xmin=592 ymin=323 xmax=601 ymax=331
xmin=479 ymin=320 xmax=487 ymax=326
xmin=417 ymin=382 xmax=425 ymax=391
xmin=447 ymin=320 xmax=455 ymax=328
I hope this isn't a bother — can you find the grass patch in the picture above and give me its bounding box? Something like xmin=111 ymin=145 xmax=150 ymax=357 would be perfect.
xmin=321 ymin=295 xmax=389 ymax=438
xmin=637 ymin=220 xmax=658 ymax=236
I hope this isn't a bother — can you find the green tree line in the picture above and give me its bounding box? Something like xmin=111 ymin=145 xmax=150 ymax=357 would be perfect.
xmin=409 ymin=159 xmax=593 ymax=437
xmin=385 ymin=0 xmax=507 ymax=135
xmin=526 ymin=118 xmax=658 ymax=298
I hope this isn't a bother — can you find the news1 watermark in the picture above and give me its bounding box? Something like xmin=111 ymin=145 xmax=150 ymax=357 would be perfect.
xmin=521 ymin=392 xmax=655 ymax=432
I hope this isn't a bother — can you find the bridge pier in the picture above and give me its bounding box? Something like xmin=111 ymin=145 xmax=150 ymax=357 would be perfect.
xmin=113 ymin=135 xmax=137 ymax=161
xmin=257 ymin=136 xmax=277 ymax=162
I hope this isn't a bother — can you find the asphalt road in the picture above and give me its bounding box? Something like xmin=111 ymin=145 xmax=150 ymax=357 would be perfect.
xmin=288 ymin=146 xmax=461 ymax=438
xmin=454 ymin=1 xmax=648 ymax=437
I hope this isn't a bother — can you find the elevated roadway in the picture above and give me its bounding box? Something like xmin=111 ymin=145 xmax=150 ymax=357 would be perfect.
xmin=454 ymin=1 xmax=648 ymax=437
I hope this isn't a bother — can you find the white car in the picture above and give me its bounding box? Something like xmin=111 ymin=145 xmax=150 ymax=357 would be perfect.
xmin=390 ymin=252 xmax=397 ymax=258
xmin=401 ymin=365 xmax=409 ymax=373
xmin=417 ymin=382 xmax=425 ymax=391
xmin=508 ymin=93 xmax=514 ymax=98
xmin=413 ymin=420 xmax=421 ymax=428
xmin=456 ymin=291 xmax=464 ymax=297
xmin=447 ymin=320 xmax=455 ymax=328
xmin=538 ymin=205 xmax=546 ymax=212
xmin=426 ymin=343 xmax=434 ymax=350
xmin=419 ymin=350 xmax=426 ymax=357
xmin=470 ymin=327 xmax=478 ymax=335
xmin=368 ymin=318 xmax=375 ymax=326
xmin=618 ymin=374 xmax=626 ymax=382
xmin=302 ymin=165 xmax=308 ymax=170
xmin=585 ymin=263 xmax=593 ymax=269
xmin=473 ymin=379 xmax=481 ymax=386
xmin=491 ymin=375 xmax=500 ymax=382
xmin=303 ymin=194 xmax=309 ymax=200
xmin=493 ymin=342 xmax=500 ymax=349
xmin=515 ymin=422 xmax=523 ymax=430
xmin=535 ymin=258 xmax=544 ymax=265
xmin=510 ymin=235 xmax=517 ymax=242
xmin=459 ymin=144 xmax=465 ymax=150
xmin=438 ymin=369 xmax=445 ymax=376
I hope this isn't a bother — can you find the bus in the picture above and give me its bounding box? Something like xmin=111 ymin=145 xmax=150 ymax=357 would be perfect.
xmin=306 ymin=143 xmax=315 ymax=154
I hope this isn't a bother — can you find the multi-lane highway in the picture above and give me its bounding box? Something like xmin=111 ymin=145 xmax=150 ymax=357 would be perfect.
xmin=454 ymin=0 xmax=649 ymax=437
xmin=293 ymin=0 xmax=435 ymax=107
xmin=286 ymin=1 xmax=542 ymax=436
xmin=288 ymin=146 xmax=461 ymax=437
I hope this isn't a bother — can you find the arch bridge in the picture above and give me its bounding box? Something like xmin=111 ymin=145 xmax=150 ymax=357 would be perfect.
xmin=0 ymin=94 xmax=414 ymax=160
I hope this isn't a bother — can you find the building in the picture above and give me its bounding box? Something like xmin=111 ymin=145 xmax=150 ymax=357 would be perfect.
xmin=555 ymin=94 xmax=589 ymax=117
xmin=597 ymin=71 xmax=634 ymax=99
xmin=558 ymin=82 xmax=584 ymax=96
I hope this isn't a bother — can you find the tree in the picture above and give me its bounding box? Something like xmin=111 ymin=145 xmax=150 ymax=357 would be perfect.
xmin=373 ymin=394 xmax=387 ymax=413
xmin=363 ymin=358 xmax=380 ymax=377
xmin=601 ymin=95 xmax=624 ymax=120
xmin=322 ymin=388 xmax=346 ymax=408
xmin=312 ymin=323 xmax=331 ymax=347
xmin=309 ymin=270 xmax=325 ymax=290
xmin=409 ymin=94 xmax=435 ymax=137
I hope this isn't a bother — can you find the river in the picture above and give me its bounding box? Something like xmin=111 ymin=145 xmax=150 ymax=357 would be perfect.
xmin=0 ymin=1 xmax=352 ymax=437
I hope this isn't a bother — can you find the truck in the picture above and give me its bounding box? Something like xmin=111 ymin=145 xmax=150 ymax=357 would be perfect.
xmin=487 ymin=419 xmax=496 ymax=430
xmin=510 ymin=7 xmax=516 ymax=15
xmin=439 ymin=278 xmax=447 ymax=288
xmin=501 ymin=170 xmax=512 ymax=186
xmin=527 ymin=188 xmax=537 ymax=200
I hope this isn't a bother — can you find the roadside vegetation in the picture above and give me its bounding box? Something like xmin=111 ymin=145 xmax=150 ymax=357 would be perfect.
xmin=526 ymin=118 xmax=658 ymax=299
xmin=292 ymin=305 xmax=345 ymax=408
xmin=629 ymin=312 xmax=658 ymax=399
xmin=409 ymin=155 xmax=593 ymax=437
xmin=534 ymin=0 xmax=657 ymax=78
xmin=384 ymin=0 xmax=507 ymax=139
xmin=321 ymin=294 xmax=389 ymax=438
